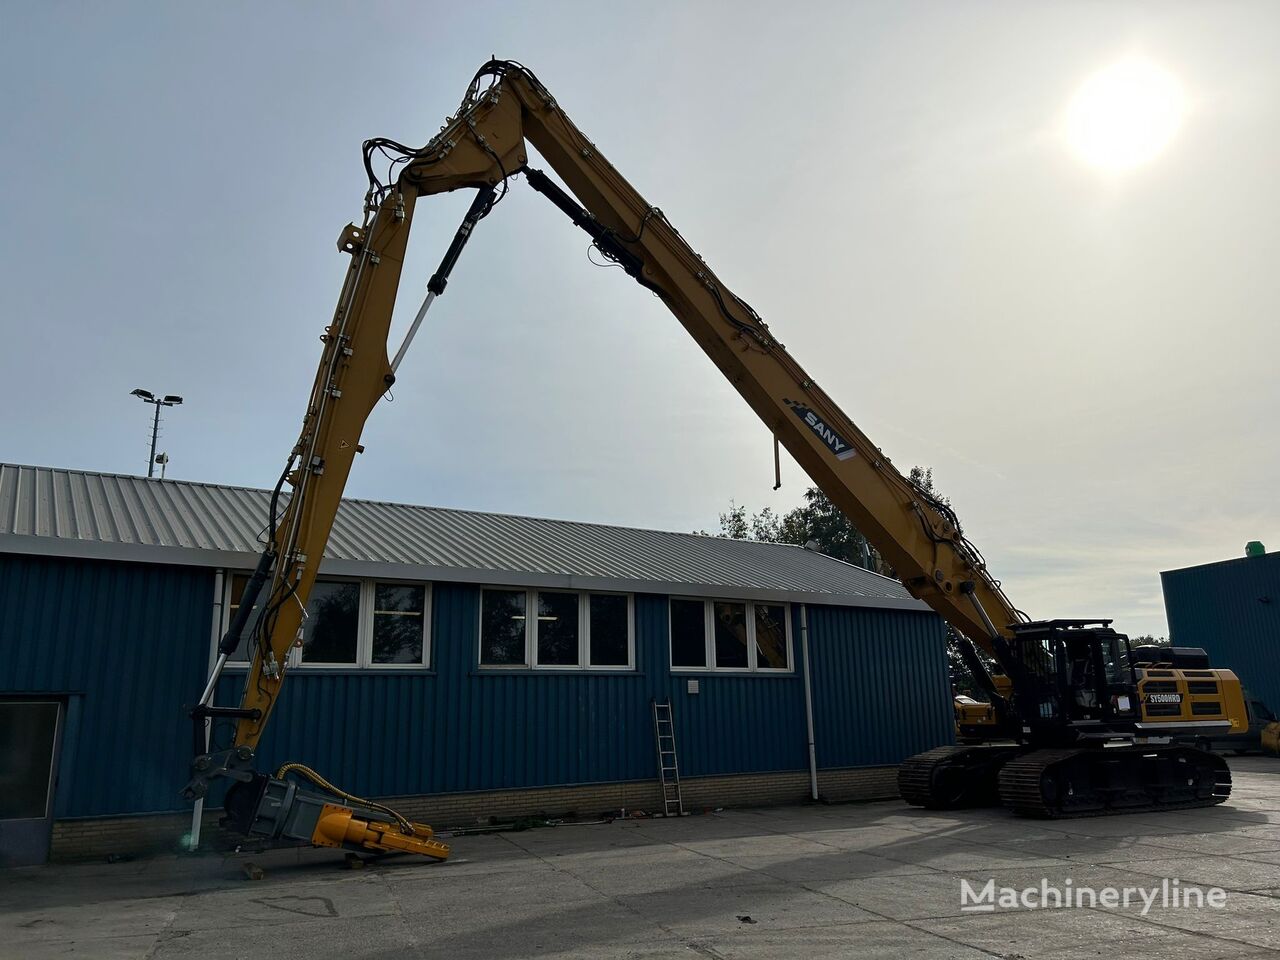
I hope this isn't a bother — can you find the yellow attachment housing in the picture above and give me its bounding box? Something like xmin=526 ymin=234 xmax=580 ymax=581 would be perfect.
xmin=312 ymin=803 xmax=451 ymax=861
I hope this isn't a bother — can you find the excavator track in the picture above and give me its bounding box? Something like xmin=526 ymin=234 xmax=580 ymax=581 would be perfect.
xmin=998 ymin=745 xmax=1232 ymax=818
xmin=898 ymin=745 xmax=1022 ymax=809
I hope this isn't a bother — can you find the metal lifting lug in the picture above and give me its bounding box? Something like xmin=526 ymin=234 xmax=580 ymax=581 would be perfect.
xmin=337 ymin=224 xmax=365 ymax=255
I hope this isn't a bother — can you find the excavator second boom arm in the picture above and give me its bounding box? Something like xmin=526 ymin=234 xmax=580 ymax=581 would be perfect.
xmin=386 ymin=60 xmax=1025 ymax=653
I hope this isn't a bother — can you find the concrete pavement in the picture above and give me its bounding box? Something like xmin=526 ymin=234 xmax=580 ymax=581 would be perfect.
xmin=3 ymin=757 xmax=1279 ymax=959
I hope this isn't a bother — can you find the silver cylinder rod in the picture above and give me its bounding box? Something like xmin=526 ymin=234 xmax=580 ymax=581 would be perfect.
xmin=198 ymin=653 xmax=229 ymax=707
xmin=965 ymin=590 xmax=1002 ymax=641
xmin=389 ymin=184 xmax=497 ymax=376
xmin=390 ymin=290 xmax=437 ymax=374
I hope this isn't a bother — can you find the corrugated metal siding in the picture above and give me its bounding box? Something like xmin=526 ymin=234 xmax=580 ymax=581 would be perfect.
xmin=4 ymin=558 xmax=950 ymax=818
xmin=218 ymin=589 xmax=809 ymax=800
xmin=0 ymin=554 xmax=212 ymax=817
xmin=212 ymin=585 xmax=655 ymax=798
xmin=646 ymin=597 xmax=806 ymax=778
xmin=1162 ymin=553 xmax=1280 ymax=711
xmin=214 ymin=589 xmax=946 ymax=804
xmin=0 ymin=463 xmax=924 ymax=609
xmin=808 ymin=606 xmax=954 ymax=766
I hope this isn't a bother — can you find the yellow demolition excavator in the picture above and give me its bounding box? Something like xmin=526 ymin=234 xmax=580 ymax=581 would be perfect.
xmin=183 ymin=60 xmax=1247 ymax=860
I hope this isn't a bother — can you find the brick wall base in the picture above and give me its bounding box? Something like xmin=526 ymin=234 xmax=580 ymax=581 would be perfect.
xmin=50 ymin=812 xmax=200 ymax=862
xmin=48 ymin=765 xmax=900 ymax=861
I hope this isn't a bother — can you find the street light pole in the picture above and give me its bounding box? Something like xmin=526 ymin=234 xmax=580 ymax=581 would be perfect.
xmin=131 ymin=389 xmax=184 ymax=479
xmin=148 ymin=403 xmax=162 ymax=478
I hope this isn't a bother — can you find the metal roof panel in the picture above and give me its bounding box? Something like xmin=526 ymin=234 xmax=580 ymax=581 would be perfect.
xmin=0 ymin=463 xmax=925 ymax=610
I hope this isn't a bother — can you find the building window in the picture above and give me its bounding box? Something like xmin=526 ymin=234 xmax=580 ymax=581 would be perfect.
xmin=713 ymin=601 xmax=749 ymax=669
xmin=754 ymin=603 xmax=790 ymax=670
xmin=302 ymin=581 xmax=360 ymax=664
xmin=670 ymin=598 xmax=708 ymax=668
xmin=372 ymin=583 xmax=426 ymax=665
xmin=537 ymin=591 xmax=580 ymax=666
xmin=221 ymin=575 xmax=431 ymax=670
xmin=478 ymin=589 xmax=634 ymax=670
xmin=589 ymin=594 xmax=629 ymax=666
xmin=480 ymin=589 xmax=527 ymax=666
xmin=669 ymin=598 xmax=793 ymax=673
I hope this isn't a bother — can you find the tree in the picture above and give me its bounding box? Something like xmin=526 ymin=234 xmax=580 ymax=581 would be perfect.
xmin=701 ymin=486 xmax=876 ymax=567
xmin=1129 ymin=634 xmax=1171 ymax=646
xmin=701 ymin=465 xmax=948 ymax=573
xmin=703 ymin=466 xmax=989 ymax=696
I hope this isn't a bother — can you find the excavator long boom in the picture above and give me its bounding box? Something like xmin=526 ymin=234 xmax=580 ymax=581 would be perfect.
xmin=185 ymin=60 xmax=1031 ymax=854
xmin=219 ymin=60 xmax=1021 ymax=753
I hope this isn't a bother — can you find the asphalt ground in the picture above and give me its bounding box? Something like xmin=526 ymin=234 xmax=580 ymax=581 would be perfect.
xmin=3 ymin=757 xmax=1278 ymax=959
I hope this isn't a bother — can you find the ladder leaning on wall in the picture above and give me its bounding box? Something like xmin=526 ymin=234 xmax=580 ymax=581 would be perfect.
xmin=651 ymin=699 xmax=685 ymax=816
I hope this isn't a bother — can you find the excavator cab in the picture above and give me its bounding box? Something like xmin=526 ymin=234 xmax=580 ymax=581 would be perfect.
xmin=1003 ymin=620 xmax=1138 ymax=740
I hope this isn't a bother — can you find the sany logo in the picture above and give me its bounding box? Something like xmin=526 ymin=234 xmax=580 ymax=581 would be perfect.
xmin=784 ymin=399 xmax=857 ymax=461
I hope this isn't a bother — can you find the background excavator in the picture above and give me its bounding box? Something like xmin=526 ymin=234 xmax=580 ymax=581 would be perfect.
xmin=183 ymin=60 xmax=1247 ymax=860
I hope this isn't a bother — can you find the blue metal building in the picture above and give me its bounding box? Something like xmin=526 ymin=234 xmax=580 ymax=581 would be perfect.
xmin=0 ymin=464 xmax=952 ymax=862
xmin=1162 ymin=547 xmax=1280 ymax=712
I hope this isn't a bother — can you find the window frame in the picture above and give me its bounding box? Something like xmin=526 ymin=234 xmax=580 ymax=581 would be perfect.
xmin=668 ymin=597 xmax=794 ymax=674
xmin=367 ymin=580 xmax=432 ymax=670
xmin=477 ymin=587 xmax=635 ymax=672
xmin=219 ymin=574 xmax=432 ymax=671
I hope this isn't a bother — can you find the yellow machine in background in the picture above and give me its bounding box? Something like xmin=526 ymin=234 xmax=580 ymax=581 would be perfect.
xmin=183 ymin=61 xmax=1247 ymax=857
xmin=1264 ymin=722 xmax=1280 ymax=756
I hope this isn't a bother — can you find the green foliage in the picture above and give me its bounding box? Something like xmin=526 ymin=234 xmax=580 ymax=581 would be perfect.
xmin=704 ymin=487 xmax=878 ymax=569
xmin=702 ymin=465 xmax=949 ymax=574
xmin=702 ymin=466 xmax=990 ymax=696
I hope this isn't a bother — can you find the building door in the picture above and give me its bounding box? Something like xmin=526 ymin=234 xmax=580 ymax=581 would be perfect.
xmin=0 ymin=700 xmax=63 ymax=866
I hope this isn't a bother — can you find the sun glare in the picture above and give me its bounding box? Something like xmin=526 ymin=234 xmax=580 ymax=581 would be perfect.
xmin=1065 ymin=58 xmax=1186 ymax=172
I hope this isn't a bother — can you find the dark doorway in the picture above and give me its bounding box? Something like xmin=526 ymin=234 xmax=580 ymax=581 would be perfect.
xmin=0 ymin=700 xmax=63 ymax=866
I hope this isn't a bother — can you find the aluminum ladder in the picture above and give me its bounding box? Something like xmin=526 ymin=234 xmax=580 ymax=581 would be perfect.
xmin=651 ymin=700 xmax=684 ymax=816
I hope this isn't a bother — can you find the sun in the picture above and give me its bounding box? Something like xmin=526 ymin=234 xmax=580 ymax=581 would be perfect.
xmin=1064 ymin=58 xmax=1186 ymax=172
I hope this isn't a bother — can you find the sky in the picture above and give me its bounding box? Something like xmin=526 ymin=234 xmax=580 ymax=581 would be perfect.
xmin=2 ymin=1 xmax=1277 ymax=639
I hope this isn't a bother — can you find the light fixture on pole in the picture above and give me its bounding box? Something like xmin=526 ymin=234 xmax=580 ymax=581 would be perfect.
xmin=131 ymin=389 xmax=183 ymax=478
